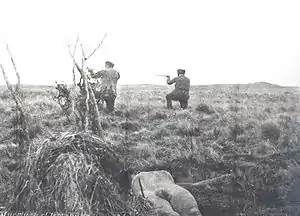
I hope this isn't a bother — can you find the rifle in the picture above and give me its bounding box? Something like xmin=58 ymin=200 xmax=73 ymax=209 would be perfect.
xmin=155 ymin=74 xmax=170 ymax=78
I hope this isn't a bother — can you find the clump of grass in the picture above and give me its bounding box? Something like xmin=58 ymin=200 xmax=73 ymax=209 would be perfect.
xmin=228 ymin=123 xmax=244 ymax=141
xmin=151 ymin=111 xmax=168 ymax=120
xmin=228 ymin=104 xmax=239 ymax=112
xmin=176 ymin=125 xmax=201 ymax=137
xmin=196 ymin=103 xmax=215 ymax=114
xmin=264 ymin=107 xmax=273 ymax=113
xmin=280 ymin=166 xmax=300 ymax=206
xmin=213 ymin=127 xmax=222 ymax=139
xmin=155 ymin=147 xmax=174 ymax=159
xmin=131 ymin=142 xmax=156 ymax=160
xmin=27 ymin=121 xmax=43 ymax=139
xmin=7 ymin=132 xmax=150 ymax=215
xmin=287 ymin=106 xmax=296 ymax=112
xmin=261 ymin=122 xmax=281 ymax=142
xmin=0 ymin=90 xmax=12 ymax=100
xmin=119 ymin=120 xmax=140 ymax=132
xmin=151 ymin=126 xmax=171 ymax=139
xmin=175 ymin=109 xmax=194 ymax=119
xmin=0 ymin=161 xmax=18 ymax=206
xmin=162 ymin=119 xmax=201 ymax=137
xmin=131 ymin=128 xmax=152 ymax=141
xmin=253 ymin=141 xmax=277 ymax=155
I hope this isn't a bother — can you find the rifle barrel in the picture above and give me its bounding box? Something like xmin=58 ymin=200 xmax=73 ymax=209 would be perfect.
xmin=156 ymin=74 xmax=170 ymax=77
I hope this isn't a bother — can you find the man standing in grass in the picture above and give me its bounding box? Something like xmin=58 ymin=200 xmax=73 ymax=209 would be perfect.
xmin=166 ymin=69 xmax=190 ymax=109
xmin=90 ymin=61 xmax=120 ymax=113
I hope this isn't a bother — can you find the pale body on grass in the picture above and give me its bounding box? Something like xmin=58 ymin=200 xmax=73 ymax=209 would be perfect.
xmin=131 ymin=170 xmax=202 ymax=216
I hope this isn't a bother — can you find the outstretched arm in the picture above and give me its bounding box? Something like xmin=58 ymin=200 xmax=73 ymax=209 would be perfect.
xmin=91 ymin=70 xmax=105 ymax=78
xmin=167 ymin=77 xmax=177 ymax=85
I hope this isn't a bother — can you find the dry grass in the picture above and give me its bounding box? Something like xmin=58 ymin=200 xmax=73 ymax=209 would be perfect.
xmin=0 ymin=84 xmax=300 ymax=215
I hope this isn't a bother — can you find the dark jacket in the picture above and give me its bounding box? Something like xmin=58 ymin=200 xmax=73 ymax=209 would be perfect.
xmin=167 ymin=75 xmax=190 ymax=93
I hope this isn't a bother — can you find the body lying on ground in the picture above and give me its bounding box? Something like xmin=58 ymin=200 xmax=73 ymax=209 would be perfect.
xmin=131 ymin=170 xmax=202 ymax=216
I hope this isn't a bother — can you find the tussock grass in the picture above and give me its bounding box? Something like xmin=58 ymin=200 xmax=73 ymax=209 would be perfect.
xmin=7 ymin=132 xmax=153 ymax=215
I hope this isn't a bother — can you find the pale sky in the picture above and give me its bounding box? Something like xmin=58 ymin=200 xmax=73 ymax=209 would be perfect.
xmin=0 ymin=0 xmax=300 ymax=86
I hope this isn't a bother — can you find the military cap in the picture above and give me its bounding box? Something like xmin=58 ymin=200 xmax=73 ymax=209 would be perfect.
xmin=105 ymin=61 xmax=114 ymax=67
xmin=177 ymin=69 xmax=185 ymax=74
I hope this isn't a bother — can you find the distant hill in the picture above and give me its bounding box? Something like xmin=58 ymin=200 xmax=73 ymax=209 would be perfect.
xmin=194 ymin=82 xmax=297 ymax=89
xmin=246 ymin=82 xmax=283 ymax=88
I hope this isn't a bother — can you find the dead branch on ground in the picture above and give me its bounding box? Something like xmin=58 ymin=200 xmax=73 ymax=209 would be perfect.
xmin=177 ymin=173 xmax=234 ymax=189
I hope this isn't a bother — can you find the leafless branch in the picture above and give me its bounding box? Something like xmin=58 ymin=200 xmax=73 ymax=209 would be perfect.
xmin=88 ymin=85 xmax=103 ymax=137
xmin=1 ymin=64 xmax=29 ymax=150
xmin=72 ymin=35 xmax=80 ymax=89
xmin=85 ymin=33 xmax=107 ymax=61
xmin=67 ymin=36 xmax=104 ymax=136
xmin=68 ymin=45 xmax=89 ymax=131
xmin=69 ymin=35 xmax=80 ymax=116
xmin=78 ymin=38 xmax=86 ymax=68
xmin=6 ymin=44 xmax=20 ymax=92
xmin=1 ymin=64 xmax=22 ymax=112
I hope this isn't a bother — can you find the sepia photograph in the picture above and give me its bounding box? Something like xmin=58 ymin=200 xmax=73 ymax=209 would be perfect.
xmin=0 ymin=0 xmax=300 ymax=215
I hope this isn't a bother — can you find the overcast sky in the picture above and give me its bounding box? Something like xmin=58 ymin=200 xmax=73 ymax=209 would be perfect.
xmin=0 ymin=0 xmax=300 ymax=86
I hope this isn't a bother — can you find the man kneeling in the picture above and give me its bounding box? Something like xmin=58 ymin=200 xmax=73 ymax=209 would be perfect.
xmin=166 ymin=69 xmax=190 ymax=109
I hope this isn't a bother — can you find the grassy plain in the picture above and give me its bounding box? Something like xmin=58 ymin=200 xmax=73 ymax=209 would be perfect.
xmin=0 ymin=83 xmax=300 ymax=215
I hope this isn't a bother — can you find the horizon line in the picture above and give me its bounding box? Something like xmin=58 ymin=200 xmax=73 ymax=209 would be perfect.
xmin=0 ymin=82 xmax=298 ymax=88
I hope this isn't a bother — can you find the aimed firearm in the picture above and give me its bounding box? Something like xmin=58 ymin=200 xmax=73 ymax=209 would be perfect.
xmin=156 ymin=74 xmax=170 ymax=78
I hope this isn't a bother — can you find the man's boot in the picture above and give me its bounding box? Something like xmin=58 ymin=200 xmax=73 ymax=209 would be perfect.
xmin=166 ymin=94 xmax=173 ymax=109
xmin=167 ymin=99 xmax=173 ymax=109
xmin=105 ymin=96 xmax=116 ymax=113
xmin=180 ymin=100 xmax=188 ymax=109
